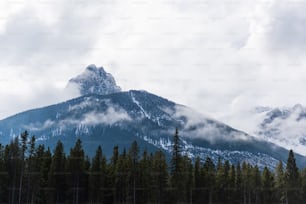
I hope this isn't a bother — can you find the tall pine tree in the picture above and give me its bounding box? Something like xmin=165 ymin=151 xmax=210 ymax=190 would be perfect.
xmin=285 ymin=150 xmax=300 ymax=203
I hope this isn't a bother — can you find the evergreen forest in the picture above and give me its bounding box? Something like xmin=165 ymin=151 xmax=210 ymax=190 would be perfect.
xmin=0 ymin=130 xmax=305 ymax=204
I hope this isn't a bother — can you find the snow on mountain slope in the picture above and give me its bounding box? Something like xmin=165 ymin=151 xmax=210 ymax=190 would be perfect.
xmin=0 ymin=65 xmax=305 ymax=169
xmin=253 ymin=104 xmax=306 ymax=156
xmin=0 ymin=90 xmax=304 ymax=169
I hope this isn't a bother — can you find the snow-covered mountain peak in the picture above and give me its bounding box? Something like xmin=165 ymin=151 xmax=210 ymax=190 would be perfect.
xmin=67 ymin=64 xmax=121 ymax=96
xmin=251 ymin=103 xmax=306 ymax=156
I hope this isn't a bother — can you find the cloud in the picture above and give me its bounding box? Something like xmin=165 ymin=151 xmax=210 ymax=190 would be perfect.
xmin=81 ymin=107 xmax=131 ymax=126
xmin=23 ymin=119 xmax=55 ymax=132
xmin=22 ymin=103 xmax=131 ymax=134
xmin=247 ymin=1 xmax=306 ymax=56
xmin=252 ymin=105 xmax=306 ymax=155
xmin=173 ymin=105 xmax=250 ymax=143
xmin=0 ymin=0 xmax=305 ymax=157
xmin=67 ymin=98 xmax=110 ymax=112
xmin=61 ymin=103 xmax=131 ymax=127
xmin=0 ymin=0 xmax=115 ymax=118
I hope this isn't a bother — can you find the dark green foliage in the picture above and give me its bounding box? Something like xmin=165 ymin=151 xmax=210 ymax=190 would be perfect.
xmin=48 ymin=140 xmax=66 ymax=203
xmin=0 ymin=131 xmax=306 ymax=204
xmin=261 ymin=167 xmax=274 ymax=203
xmin=285 ymin=149 xmax=301 ymax=203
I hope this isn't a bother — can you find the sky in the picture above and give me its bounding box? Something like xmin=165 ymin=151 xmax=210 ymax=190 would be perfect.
xmin=0 ymin=0 xmax=305 ymax=135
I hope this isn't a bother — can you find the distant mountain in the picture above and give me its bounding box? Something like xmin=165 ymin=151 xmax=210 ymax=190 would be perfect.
xmin=254 ymin=104 xmax=306 ymax=156
xmin=0 ymin=65 xmax=305 ymax=169
xmin=67 ymin=64 xmax=121 ymax=96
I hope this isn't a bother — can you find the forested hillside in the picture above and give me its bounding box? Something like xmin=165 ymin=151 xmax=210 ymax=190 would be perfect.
xmin=0 ymin=130 xmax=305 ymax=204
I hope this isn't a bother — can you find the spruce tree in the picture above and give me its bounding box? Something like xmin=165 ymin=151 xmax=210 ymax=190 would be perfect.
xmin=285 ymin=150 xmax=300 ymax=203
xmin=236 ymin=163 xmax=243 ymax=203
xmin=262 ymin=167 xmax=274 ymax=203
xmin=193 ymin=157 xmax=202 ymax=203
xmin=128 ymin=141 xmax=139 ymax=204
xmin=105 ymin=145 xmax=119 ymax=203
xmin=67 ymin=139 xmax=86 ymax=204
xmin=49 ymin=140 xmax=66 ymax=203
xmin=38 ymin=147 xmax=52 ymax=204
xmin=251 ymin=166 xmax=261 ymax=204
xmin=275 ymin=161 xmax=286 ymax=203
xmin=203 ymin=157 xmax=215 ymax=204
xmin=170 ymin=128 xmax=183 ymax=202
xmin=300 ymin=168 xmax=306 ymax=202
xmin=89 ymin=146 xmax=102 ymax=202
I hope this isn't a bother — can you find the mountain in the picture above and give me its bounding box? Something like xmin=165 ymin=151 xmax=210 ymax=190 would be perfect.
xmin=0 ymin=65 xmax=305 ymax=169
xmin=67 ymin=64 xmax=121 ymax=96
xmin=1 ymin=92 xmax=305 ymax=169
xmin=254 ymin=104 xmax=306 ymax=156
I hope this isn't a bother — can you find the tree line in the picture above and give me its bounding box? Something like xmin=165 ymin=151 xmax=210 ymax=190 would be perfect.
xmin=0 ymin=130 xmax=305 ymax=204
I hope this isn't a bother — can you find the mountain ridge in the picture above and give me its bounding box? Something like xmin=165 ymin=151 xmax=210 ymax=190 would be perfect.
xmin=0 ymin=90 xmax=305 ymax=169
xmin=0 ymin=65 xmax=305 ymax=169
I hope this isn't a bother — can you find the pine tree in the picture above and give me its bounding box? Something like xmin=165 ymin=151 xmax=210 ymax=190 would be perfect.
xmin=285 ymin=150 xmax=300 ymax=203
xmin=241 ymin=162 xmax=251 ymax=204
xmin=228 ymin=164 xmax=236 ymax=203
xmin=203 ymin=157 xmax=215 ymax=204
xmin=115 ymin=148 xmax=129 ymax=203
xmin=17 ymin=131 xmax=28 ymax=204
xmin=67 ymin=139 xmax=86 ymax=204
xmin=275 ymin=161 xmax=286 ymax=203
xmin=215 ymin=159 xmax=230 ymax=203
xmin=251 ymin=166 xmax=261 ymax=204
xmin=193 ymin=157 xmax=203 ymax=203
xmin=138 ymin=150 xmax=151 ymax=203
xmin=0 ymin=144 xmax=8 ymax=203
xmin=38 ymin=147 xmax=52 ymax=203
xmin=48 ymin=140 xmax=66 ymax=203
xmin=262 ymin=167 xmax=274 ymax=203
xmin=7 ymin=136 xmax=21 ymax=204
xmin=105 ymin=145 xmax=119 ymax=203
xmin=300 ymin=168 xmax=306 ymax=202
xmin=180 ymin=155 xmax=193 ymax=203
xmin=89 ymin=145 xmax=106 ymax=203
xmin=151 ymin=150 xmax=168 ymax=204
xmin=170 ymin=128 xmax=183 ymax=202
xmin=25 ymin=135 xmax=37 ymax=203
xmin=236 ymin=162 xmax=243 ymax=203
xmin=127 ymin=141 xmax=139 ymax=204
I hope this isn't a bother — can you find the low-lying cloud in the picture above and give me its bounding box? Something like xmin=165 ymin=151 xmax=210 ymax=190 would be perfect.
xmin=173 ymin=105 xmax=250 ymax=143
xmin=23 ymin=119 xmax=55 ymax=132
xmin=81 ymin=107 xmax=131 ymax=126
xmin=23 ymin=103 xmax=131 ymax=133
xmin=254 ymin=106 xmax=306 ymax=156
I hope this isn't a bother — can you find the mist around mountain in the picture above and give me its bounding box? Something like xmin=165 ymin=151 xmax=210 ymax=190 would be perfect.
xmin=252 ymin=104 xmax=306 ymax=156
xmin=0 ymin=64 xmax=305 ymax=170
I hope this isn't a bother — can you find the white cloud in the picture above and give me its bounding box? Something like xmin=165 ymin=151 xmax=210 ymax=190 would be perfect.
xmin=173 ymin=105 xmax=250 ymax=143
xmin=81 ymin=107 xmax=131 ymax=126
xmin=251 ymin=105 xmax=306 ymax=156
xmin=23 ymin=104 xmax=131 ymax=132
xmin=61 ymin=104 xmax=131 ymax=127
xmin=0 ymin=0 xmax=305 ymax=155
xmin=23 ymin=119 xmax=54 ymax=132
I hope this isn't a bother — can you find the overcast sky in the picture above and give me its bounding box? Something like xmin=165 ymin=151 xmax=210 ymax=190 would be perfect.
xmin=0 ymin=0 xmax=305 ymax=134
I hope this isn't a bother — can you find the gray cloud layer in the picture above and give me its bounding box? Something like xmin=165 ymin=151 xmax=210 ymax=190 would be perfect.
xmin=0 ymin=0 xmax=305 ymax=149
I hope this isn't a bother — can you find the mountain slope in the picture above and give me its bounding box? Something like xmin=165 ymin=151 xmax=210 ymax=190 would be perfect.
xmin=0 ymin=90 xmax=305 ymax=169
xmin=254 ymin=104 xmax=306 ymax=156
